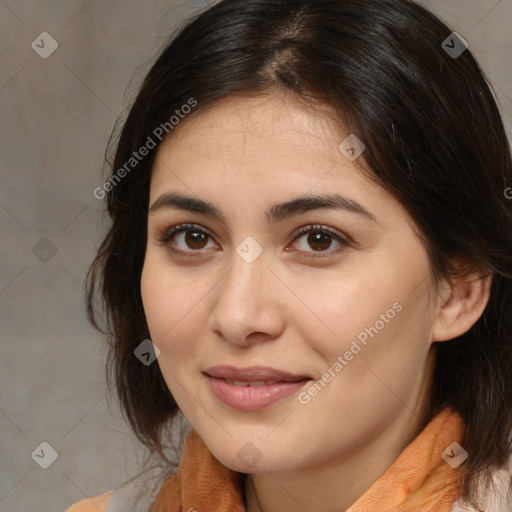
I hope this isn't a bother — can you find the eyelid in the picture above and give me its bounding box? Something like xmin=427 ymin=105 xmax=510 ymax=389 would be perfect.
xmin=289 ymin=224 xmax=350 ymax=258
xmin=157 ymin=222 xmax=214 ymax=245
xmin=157 ymin=222 xmax=351 ymax=257
xmin=292 ymin=224 xmax=351 ymax=244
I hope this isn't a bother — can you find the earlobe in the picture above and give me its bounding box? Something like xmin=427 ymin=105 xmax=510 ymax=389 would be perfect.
xmin=431 ymin=271 xmax=492 ymax=342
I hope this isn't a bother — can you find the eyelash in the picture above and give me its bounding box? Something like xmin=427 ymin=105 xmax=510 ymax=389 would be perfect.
xmin=157 ymin=223 xmax=350 ymax=259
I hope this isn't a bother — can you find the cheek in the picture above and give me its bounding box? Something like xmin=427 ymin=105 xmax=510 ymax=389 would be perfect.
xmin=141 ymin=260 xmax=184 ymax=347
xmin=140 ymin=264 xmax=202 ymax=405
xmin=140 ymin=263 xmax=169 ymax=341
xmin=292 ymin=265 xmax=405 ymax=357
xmin=300 ymin=264 xmax=433 ymax=397
xmin=140 ymin=258 xmax=212 ymax=364
xmin=318 ymin=293 xmax=432 ymax=418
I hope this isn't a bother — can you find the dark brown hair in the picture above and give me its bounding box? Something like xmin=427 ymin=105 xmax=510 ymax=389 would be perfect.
xmin=86 ymin=0 xmax=512 ymax=506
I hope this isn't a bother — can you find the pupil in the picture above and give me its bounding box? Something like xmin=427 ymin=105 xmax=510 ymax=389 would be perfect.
xmin=309 ymin=232 xmax=331 ymax=251
xmin=186 ymin=231 xmax=207 ymax=249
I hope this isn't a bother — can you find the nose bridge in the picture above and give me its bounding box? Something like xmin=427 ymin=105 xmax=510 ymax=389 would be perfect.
xmin=222 ymin=240 xmax=268 ymax=308
xmin=209 ymin=239 xmax=280 ymax=344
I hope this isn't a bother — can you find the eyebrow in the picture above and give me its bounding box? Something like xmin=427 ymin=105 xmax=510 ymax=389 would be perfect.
xmin=148 ymin=192 xmax=377 ymax=224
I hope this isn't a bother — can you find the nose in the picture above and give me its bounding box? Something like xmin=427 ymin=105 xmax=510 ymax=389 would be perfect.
xmin=208 ymin=246 xmax=285 ymax=348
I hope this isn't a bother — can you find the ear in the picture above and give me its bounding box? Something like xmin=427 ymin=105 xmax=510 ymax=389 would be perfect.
xmin=432 ymin=267 xmax=493 ymax=342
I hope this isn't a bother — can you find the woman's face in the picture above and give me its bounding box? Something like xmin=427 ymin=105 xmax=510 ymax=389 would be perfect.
xmin=141 ymin=93 xmax=440 ymax=474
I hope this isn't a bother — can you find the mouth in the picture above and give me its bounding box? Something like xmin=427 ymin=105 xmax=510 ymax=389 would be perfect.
xmin=204 ymin=365 xmax=312 ymax=410
xmin=222 ymin=379 xmax=289 ymax=387
xmin=204 ymin=364 xmax=311 ymax=382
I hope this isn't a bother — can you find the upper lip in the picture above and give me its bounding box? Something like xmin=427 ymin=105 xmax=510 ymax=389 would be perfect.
xmin=204 ymin=365 xmax=311 ymax=382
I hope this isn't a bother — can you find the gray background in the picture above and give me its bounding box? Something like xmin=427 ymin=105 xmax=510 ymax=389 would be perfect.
xmin=0 ymin=1 xmax=511 ymax=511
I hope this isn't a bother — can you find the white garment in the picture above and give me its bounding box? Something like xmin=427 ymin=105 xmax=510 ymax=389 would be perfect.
xmin=449 ymin=467 xmax=512 ymax=512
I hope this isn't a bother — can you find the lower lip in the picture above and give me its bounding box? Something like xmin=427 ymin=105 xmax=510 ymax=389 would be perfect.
xmin=207 ymin=376 xmax=310 ymax=411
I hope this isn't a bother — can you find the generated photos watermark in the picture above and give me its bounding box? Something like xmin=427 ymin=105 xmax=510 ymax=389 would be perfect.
xmin=442 ymin=441 xmax=469 ymax=469
xmin=298 ymin=301 xmax=403 ymax=405
xmin=93 ymin=97 xmax=198 ymax=200
xmin=339 ymin=134 xmax=365 ymax=161
xmin=134 ymin=339 xmax=161 ymax=366
xmin=441 ymin=31 xmax=468 ymax=59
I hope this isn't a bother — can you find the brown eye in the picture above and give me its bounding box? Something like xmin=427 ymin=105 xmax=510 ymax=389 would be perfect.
xmin=307 ymin=231 xmax=333 ymax=251
xmin=291 ymin=224 xmax=350 ymax=258
xmin=184 ymin=230 xmax=209 ymax=250
xmin=158 ymin=223 xmax=216 ymax=256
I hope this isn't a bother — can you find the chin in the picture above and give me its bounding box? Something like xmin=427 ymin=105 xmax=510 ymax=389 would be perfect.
xmin=216 ymin=453 xmax=290 ymax=474
xmin=205 ymin=438 xmax=300 ymax=474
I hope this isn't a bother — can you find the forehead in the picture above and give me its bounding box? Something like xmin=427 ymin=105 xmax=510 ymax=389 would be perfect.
xmin=150 ymin=93 xmax=365 ymax=189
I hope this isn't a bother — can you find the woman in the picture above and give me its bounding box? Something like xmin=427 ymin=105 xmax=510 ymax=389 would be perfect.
xmin=67 ymin=0 xmax=512 ymax=510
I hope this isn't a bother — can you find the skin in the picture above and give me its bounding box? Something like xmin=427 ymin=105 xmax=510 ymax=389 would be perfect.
xmin=140 ymin=92 xmax=491 ymax=512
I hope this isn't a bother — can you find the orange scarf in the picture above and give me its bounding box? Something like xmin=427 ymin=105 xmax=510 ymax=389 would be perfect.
xmin=151 ymin=407 xmax=465 ymax=512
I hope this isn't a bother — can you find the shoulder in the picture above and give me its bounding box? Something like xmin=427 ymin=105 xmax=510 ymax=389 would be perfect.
xmin=65 ymin=489 xmax=115 ymax=512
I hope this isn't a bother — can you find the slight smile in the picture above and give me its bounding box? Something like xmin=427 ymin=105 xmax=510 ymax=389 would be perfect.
xmin=204 ymin=365 xmax=313 ymax=411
